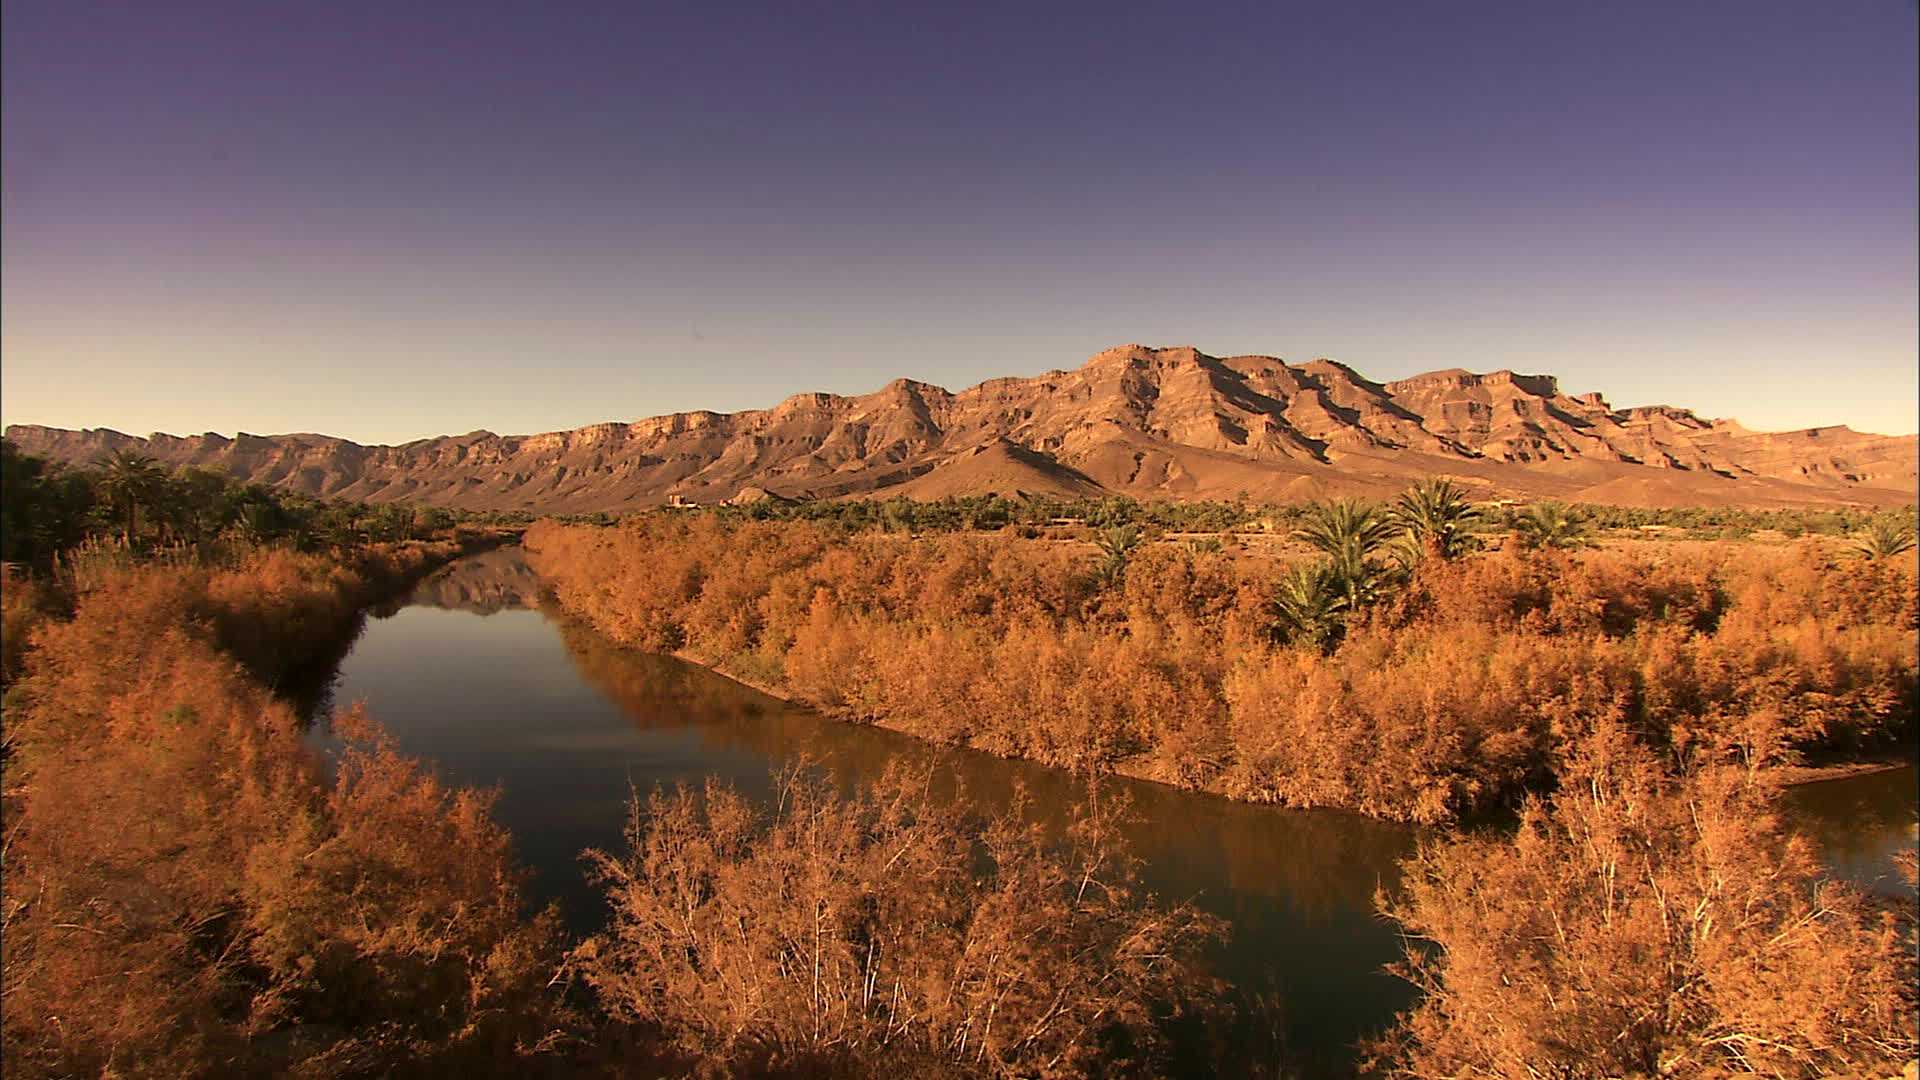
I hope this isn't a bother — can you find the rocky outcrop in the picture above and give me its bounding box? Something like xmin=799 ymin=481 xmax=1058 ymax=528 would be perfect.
xmin=8 ymin=345 xmax=1914 ymax=509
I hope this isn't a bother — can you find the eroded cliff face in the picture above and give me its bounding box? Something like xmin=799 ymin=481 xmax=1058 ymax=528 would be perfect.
xmin=9 ymin=345 xmax=1914 ymax=509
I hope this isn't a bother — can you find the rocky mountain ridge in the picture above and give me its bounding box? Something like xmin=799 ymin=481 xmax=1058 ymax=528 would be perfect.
xmin=7 ymin=345 xmax=1914 ymax=509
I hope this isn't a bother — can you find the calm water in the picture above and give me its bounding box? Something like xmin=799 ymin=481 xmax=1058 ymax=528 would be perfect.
xmin=308 ymin=548 xmax=1918 ymax=1077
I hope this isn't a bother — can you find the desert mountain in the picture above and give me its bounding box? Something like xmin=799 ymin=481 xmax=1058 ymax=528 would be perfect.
xmin=7 ymin=346 xmax=1915 ymax=510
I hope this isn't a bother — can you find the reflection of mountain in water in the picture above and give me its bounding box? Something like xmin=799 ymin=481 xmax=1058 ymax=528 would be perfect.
xmin=406 ymin=547 xmax=545 ymax=614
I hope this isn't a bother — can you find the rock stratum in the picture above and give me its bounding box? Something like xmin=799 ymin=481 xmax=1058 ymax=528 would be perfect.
xmin=7 ymin=346 xmax=1915 ymax=510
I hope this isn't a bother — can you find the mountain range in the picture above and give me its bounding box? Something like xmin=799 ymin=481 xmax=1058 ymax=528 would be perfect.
xmin=6 ymin=345 xmax=1914 ymax=510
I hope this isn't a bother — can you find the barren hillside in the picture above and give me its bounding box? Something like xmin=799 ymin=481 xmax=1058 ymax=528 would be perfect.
xmin=8 ymin=345 xmax=1914 ymax=509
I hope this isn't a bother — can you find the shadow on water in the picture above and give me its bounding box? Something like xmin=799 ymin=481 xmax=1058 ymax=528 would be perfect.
xmin=1777 ymin=764 xmax=1918 ymax=901
xmin=305 ymin=547 xmax=1916 ymax=1077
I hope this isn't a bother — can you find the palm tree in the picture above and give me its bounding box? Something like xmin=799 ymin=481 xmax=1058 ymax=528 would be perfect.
xmin=1392 ymin=478 xmax=1481 ymax=561
xmin=1294 ymin=499 xmax=1396 ymax=606
xmin=1093 ymin=524 xmax=1143 ymax=586
xmin=1295 ymin=500 xmax=1394 ymax=567
xmin=1268 ymin=561 xmax=1350 ymax=653
xmin=95 ymin=450 xmax=167 ymax=547
xmin=1510 ymin=502 xmax=1593 ymax=551
xmin=1848 ymin=516 xmax=1917 ymax=560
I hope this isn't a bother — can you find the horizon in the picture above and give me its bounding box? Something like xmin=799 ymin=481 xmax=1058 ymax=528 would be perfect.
xmin=4 ymin=1 xmax=1916 ymax=443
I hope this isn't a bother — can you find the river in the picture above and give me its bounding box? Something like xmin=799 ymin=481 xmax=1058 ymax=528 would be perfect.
xmin=305 ymin=548 xmax=1918 ymax=1077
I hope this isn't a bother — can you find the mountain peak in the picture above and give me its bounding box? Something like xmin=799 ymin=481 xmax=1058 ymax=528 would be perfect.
xmin=6 ymin=346 xmax=1911 ymax=511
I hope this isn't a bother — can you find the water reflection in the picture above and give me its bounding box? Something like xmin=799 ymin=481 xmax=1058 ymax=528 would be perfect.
xmin=407 ymin=545 xmax=546 ymax=614
xmin=552 ymin=614 xmax=1419 ymax=922
xmin=1777 ymin=765 xmax=1918 ymax=900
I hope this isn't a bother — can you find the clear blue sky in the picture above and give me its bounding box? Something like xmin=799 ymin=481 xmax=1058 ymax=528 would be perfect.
xmin=4 ymin=0 xmax=1915 ymax=443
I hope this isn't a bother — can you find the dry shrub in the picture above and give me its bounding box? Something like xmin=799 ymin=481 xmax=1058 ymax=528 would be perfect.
xmin=571 ymin=764 xmax=1220 ymax=1078
xmin=242 ymin=708 xmax=565 ymax=1074
xmin=1 ymin=565 xmax=49 ymax=688
xmin=2 ymin=591 xmax=312 ymax=1075
xmin=1 ymin=555 xmax=561 ymax=1077
xmin=1372 ymin=723 xmax=1919 ymax=1077
xmin=526 ymin=518 xmax=1916 ymax=824
xmin=1225 ymin=624 xmax=1637 ymax=822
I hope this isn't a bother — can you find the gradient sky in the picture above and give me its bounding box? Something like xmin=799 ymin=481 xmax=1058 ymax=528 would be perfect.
xmin=4 ymin=0 xmax=1915 ymax=444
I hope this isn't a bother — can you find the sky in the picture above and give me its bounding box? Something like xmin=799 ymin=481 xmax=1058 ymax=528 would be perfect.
xmin=3 ymin=0 xmax=1915 ymax=444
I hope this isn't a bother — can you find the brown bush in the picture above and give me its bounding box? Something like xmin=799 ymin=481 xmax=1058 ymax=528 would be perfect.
xmin=242 ymin=709 xmax=565 ymax=1074
xmin=570 ymin=763 xmax=1220 ymax=1078
xmin=0 ymin=553 xmax=562 ymax=1077
xmin=1 ymin=565 xmax=49 ymax=688
xmin=523 ymin=518 xmax=1917 ymax=824
xmin=1371 ymin=723 xmax=1919 ymax=1077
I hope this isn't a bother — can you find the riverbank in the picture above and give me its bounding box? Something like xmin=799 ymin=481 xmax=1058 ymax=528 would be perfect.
xmin=666 ymin=642 xmax=1255 ymax=798
xmin=667 ymin=635 xmax=1916 ymax=811
xmin=2 ymin=528 xmax=518 ymax=695
xmin=324 ymin=551 xmax=1920 ymax=1078
xmin=1766 ymin=754 xmax=1920 ymax=788
xmin=0 ymin=527 xmax=560 ymax=1076
xmin=522 ymin=516 xmax=1919 ymax=826
xmin=211 ymin=528 xmax=523 ymax=688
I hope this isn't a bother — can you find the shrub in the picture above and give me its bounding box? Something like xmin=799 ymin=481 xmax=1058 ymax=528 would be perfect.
xmin=1 ymin=554 xmax=563 ymax=1076
xmin=1372 ymin=724 xmax=1919 ymax=1076
xmin=525 ymin=514 xmax=1916 ymax=823
xmin=570 ymin=764 xmax=1219 ymax=1078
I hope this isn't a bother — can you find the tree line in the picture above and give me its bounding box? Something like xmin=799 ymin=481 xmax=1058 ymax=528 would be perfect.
xmin=685 ymin=487 xmax=1914 ymax=544
xmin=524 ymin=487 xmax=1916 ymax=823
xmin=0 ymin=438 xmax=534 ymax=569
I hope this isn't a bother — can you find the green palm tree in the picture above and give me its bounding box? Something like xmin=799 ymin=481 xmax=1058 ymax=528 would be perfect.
xmin=1295 ymin=500 xmax=1394 ymax=567
xmin=1093 ymin=524 xmax=1143 ymax=586
xmin=1510 ymin=502 xmax=1593 ymax=551
xmin=1268 ymin=561 xmax=1350 ymax=653
xmin=1392 ymin=478 xmax=1481 ymax=561
xmin=1848 ymin=516 xmax=1917 ymax=560
xmin=1294 ymin=499 xmax=1396 ymax=605
xmin=95 ymin=450 xmax=167 ymax=547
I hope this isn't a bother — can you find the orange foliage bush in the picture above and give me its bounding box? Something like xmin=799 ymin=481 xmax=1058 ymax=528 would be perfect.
xmin=570 ymin=763 xmax=1219 ymax=1078
xmin=1 ymin=566 xmax=48 ymax=688
xmin=1372 ymin=724 xmax=1918 ymax=1077
xmin=527 ymin=518 xmax=1916 ymax=824
xmin=0 ymin=549 xmax=561 ymax=1076
xmin=241 ymin=709 xmax=564 ymax=1073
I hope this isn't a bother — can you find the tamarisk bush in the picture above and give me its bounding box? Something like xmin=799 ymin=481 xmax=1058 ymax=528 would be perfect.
xmin=570 ymin=764 xmax=1220 ymax=1078
xmin=1372 ymin=723 xmax=1917 ymax=1076
xmin=526 ymin=513 xmax=1915 ymax=824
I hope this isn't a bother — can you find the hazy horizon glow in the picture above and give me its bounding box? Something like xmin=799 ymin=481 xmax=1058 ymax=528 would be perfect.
xmin=5 ymin=0 xmax=1916 ymax=444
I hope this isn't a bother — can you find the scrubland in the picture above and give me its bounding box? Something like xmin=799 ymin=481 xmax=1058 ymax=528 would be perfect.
xmin=523 ymin=512 xmax=1916 ymax=824
xmin=1 ymin=525 xmax=1214 ymax=1076
xmin=519 ymin=505 xmax=1918 ymax=1075
xmin=4 ymin=452 xmax=1914 ymax=1076
xmin=0 ymin=540 xmax=561 ymax=1076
